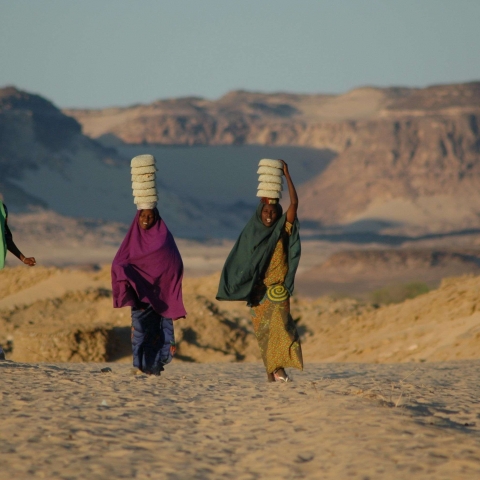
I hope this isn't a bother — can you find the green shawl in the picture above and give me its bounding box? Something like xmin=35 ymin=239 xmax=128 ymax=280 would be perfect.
xmin=0 ymin=202 xmax=6 ymax=270
xmin=216 ymin=203 xmax=301 ymax=305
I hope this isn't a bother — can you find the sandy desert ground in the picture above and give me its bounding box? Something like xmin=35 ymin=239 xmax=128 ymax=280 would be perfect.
xmin=2 ymin=360 xmax=480 ymax=479
xmin=3 ymin=239 xmax=480 ymax=478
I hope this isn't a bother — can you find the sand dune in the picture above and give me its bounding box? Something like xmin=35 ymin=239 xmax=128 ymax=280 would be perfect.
xmin=299 ymin=274 xmax=480 ymax=363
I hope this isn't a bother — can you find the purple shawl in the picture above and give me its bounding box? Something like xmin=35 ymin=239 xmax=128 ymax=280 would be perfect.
xmin=111 ymin=210 xmax=187 ymax=319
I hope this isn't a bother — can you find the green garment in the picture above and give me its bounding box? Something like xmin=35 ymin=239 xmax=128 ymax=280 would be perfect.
xmin=0 ymin=202 xmax=6 ymax=270
xmin=216 ymin=203 xmax=301 ymax=305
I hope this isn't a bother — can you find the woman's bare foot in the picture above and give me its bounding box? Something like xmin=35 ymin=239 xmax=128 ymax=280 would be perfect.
xmin=273 ymin=368 xmax=290 ymax=382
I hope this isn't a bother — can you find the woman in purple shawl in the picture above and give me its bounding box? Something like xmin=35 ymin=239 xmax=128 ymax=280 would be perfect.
xmin=111 ymin=208 xmax=186 ymax=375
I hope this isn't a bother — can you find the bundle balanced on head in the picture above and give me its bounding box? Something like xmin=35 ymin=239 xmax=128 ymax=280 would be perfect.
xmin=111 ymin=155 xmax=187 ymax=376
xmin=217 ymin=159 xmax=303 ymax=382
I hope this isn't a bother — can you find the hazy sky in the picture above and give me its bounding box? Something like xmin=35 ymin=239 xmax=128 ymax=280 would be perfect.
xmin=1 ymin=0 xmax=479 ymax=108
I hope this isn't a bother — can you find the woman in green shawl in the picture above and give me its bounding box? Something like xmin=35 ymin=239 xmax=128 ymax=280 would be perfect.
xmin=0 ymin=201 xmax=36 ymax=270
xmin=217 ymin=160 xmax=303 ymax=382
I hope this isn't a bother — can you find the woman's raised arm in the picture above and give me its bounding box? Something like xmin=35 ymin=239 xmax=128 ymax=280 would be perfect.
xmin=280 ymin=160 xmax=298 ymax=224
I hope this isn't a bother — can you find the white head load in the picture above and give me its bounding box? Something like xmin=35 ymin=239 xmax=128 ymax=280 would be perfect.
xmin=131 ymin=154 xmax=158 ymax=210
xmin=256 ymin=159 xmax=284 ymax=205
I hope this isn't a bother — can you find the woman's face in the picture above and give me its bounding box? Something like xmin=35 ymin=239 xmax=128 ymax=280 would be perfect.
xmin=261 ymin=204 xmax=279 ymax=227
xmin=138 ymin=209 xmax=156 ymax=230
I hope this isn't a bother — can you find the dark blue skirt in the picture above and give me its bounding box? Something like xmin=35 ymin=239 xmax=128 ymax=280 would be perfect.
xmin=131 ymin=305 xmax=175 ymax=375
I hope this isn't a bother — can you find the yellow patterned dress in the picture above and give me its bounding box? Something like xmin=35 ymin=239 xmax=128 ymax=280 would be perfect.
xmin=250 ymin=221 xmax=303 ymax=373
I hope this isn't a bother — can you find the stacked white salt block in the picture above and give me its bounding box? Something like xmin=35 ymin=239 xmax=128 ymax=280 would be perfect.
xmin=256 ymin=159 xmax=283 ymax=199
xmin=131 ymin=154 xmax=158 ymax=209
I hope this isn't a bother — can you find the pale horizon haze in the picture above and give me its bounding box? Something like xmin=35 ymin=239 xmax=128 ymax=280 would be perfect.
xmin=1 ymin=0 xmax=480 ymax=109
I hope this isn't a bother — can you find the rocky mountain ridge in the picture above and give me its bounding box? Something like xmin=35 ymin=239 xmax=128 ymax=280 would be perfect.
xmin=65 ymin=83 xmax=480 ymax=147
xmin=65 ymin=82 xmax=480 ymax=232
xmin=3 ymin=83 xmax=480 ymax=236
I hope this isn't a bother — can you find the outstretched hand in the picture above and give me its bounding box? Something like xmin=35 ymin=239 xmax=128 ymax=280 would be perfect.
xmin=22 ymin=257 xmax=36 ymax=267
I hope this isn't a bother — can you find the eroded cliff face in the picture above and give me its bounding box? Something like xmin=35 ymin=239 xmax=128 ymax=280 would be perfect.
xmin=65 ymin=82 xmax=480 ymax=231
xmin=299 ymin=113 xmax=480 ymax=228
xmin=65 ymin=83 xmax=480 ymax=147
xmin=64 ymin=88 xmax=384 ymax=148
